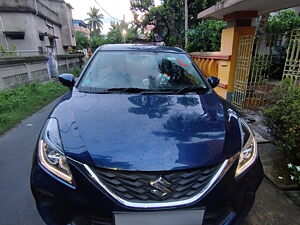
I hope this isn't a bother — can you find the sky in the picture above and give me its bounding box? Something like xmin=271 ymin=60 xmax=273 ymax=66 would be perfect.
xmin=65 ymin=0 xmax=160 ymax=34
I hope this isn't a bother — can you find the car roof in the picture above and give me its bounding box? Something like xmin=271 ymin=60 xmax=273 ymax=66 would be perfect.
xmin=98 ymin=44 xmax=186 ymax=53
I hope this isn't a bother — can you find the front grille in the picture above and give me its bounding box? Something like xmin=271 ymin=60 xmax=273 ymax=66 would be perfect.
xmin=92 ymin=164 xmax=221 ymax=203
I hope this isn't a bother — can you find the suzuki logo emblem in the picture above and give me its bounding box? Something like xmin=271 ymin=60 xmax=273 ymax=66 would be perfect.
xmin=149 ymin=176 xmax=172 ymax=198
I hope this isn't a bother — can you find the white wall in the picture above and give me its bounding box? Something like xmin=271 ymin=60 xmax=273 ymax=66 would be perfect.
xmin=0 ymin=12 xmax=40 ymax=55
xmin=0 ymin=0 xmax=76 ymax=56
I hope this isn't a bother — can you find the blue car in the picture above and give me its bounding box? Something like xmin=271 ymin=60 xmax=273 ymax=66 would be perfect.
xmin=31 ymin=44 xmax=263 ymax=225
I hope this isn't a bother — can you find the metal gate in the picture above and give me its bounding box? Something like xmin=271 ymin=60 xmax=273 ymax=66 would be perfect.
xmin=283 ymin=29 xmax=300 ymax=84
xmin=232 ymin=35 xmax=278 ymax=109
xmin=231 ymin=35 xmax=254 ymax=109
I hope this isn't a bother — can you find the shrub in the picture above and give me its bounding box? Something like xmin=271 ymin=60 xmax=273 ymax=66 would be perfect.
xmin=186 ymin=20 xmax=227 ymax=52
xmin=263 ymin=79 xmax=300 ymax=183
xmin=0 ymin=45 xmax=18 ymax=56
xmin=89 ymin=35 xmax=108 ymax=52
xmin=72 ymin=68 xmax=83 ymax=77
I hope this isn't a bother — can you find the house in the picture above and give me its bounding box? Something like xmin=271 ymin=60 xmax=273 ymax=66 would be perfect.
xmin=192 ymin=0 xmax=300 ymax=109
xmin=0 ymin=0 xmax=76 ymax=56
xmin=73 ymin=19 xmax=90 ymax=39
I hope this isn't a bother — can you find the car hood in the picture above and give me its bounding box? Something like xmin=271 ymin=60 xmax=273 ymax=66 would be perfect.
xmin=52 ymin=90 xmax=242 ymax=171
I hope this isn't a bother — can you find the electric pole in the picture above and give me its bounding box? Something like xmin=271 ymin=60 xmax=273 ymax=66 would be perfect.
xmin=185 ymin=0 xmax=188 ymax=49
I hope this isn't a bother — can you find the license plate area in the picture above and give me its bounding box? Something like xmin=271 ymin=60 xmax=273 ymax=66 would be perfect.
xmin=114 ymin=208 xmax=204 ymax=225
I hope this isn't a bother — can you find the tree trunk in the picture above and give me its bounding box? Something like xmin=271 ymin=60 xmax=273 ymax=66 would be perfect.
xmin=256 ymin=13 xmax=270 ymax=36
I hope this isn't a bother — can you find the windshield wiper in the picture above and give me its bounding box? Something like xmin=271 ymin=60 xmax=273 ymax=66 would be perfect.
xmin=106 ymin=87 xmax=182 ymax=94
xmin=92 ymin=87 xmax=206 ymax=94
xmin=175 ymin=86 xmax=206 ymax=94
xmin=106 ymin=88 xmax=150 ymax=93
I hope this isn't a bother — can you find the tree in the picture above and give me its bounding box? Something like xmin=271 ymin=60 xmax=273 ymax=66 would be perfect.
xmin=130 ymin=0 xmax=154 ymax=13
xmin=186 ymin=20 xmax=226 ymax=52
xmin=75 ymin=31 xmax=89 ymax=50
xmin=268 ymin=10 xmax=300 ymax=37
xmin=85 ymin=7 xmax=104 ymax=35
xmin=106 ymin=21 xmax=138 ymax=44
xmin=130 ymin=0 xmax=219 ymax=48
xmin=130 ymin=0 xmax=175 ymax=45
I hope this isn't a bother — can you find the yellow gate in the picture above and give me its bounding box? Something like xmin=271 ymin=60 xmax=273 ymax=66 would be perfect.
xmin=283 ymin=29 xmax=300 ymax=84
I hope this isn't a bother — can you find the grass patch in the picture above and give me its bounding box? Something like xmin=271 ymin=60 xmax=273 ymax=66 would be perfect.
xmin=72 ymin=68 xmax=83 ymax=77
xmin=0 ymin=81 xmax=68 ymax=135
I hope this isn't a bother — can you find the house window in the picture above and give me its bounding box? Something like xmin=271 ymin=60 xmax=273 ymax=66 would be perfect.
xmin=4 ymin=31 xmax=25 ymax=39
xmin=39 ymin=35 xmax=45 ymax=41
xmin=49 ymin=37 xmax=56 ymax=48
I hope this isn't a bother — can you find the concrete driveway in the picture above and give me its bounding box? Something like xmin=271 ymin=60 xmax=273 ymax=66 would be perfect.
xmin=245 ymin=179 xmax=300 ymax=225
xmin=0 ymin=98 xmax=299 ymax=225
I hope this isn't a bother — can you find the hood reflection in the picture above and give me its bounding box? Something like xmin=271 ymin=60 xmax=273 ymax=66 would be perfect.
xmin=128 ymin=95 xmax=173 ymax=119
xmin=152 ymin=94 xmax=224 ymax=142
xmin=177 ymin=96 xmax=200 ymax=107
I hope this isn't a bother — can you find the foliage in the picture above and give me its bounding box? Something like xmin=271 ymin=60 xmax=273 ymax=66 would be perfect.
xmin=74 ymin=23 xmax=138 ymax=51
xmin=75 ymin=31 xmax=89 ymax=50
xmin=0 ymin=45 xmax=17 ymax=56
xmin=268 ymin=10 xmax=300 ymax=37
xmin=263 ymin=79 xmax=300 ymax=184
xmin=288 ymin=164 xmax=300 ymax=184
xmin=71 ymin=68 xmax=83 ymax=77
xmin=106 ymin=21 xmax=138 ymax=44
xmin=0 ymin=82 xmax=67 ymax=135
xmin=186 ymin=20 xmax=227 ymax=52
xmin=89 ymin=35 xmax=108 ymax=51
xmin=130 ymin=0 xmax=219 ymax=48
xmin=85 ymin=7 xmax=104 ymax=35
xmin=107 ymin=23 xmax=123 ymax=44
xmin=130 ymin=0 xmax=155 ymax=13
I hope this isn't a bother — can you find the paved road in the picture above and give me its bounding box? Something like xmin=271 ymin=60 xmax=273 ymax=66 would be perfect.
xmin=0 ymin=100 xmax=58 ymax=225
xmin=0 ymin=99 xmax=299 ymax=225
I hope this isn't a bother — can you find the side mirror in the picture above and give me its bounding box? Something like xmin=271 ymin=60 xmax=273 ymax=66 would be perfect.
xmin=58 ymin=73 xmax=75 ymax=89
xmin=207 ymin=76 xmax=220 ymax=89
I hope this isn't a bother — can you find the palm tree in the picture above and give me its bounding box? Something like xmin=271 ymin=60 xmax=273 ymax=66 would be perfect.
xmin=85 ymin=7 xmax=104 ymax=34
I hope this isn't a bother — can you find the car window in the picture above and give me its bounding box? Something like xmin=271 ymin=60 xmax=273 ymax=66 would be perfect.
xmin=78 ymin=51 xmax=206 ymax=91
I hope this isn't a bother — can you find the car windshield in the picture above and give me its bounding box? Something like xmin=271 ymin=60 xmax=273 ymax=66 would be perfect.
xmin=78 ymin=51 xmax=207 ymax=92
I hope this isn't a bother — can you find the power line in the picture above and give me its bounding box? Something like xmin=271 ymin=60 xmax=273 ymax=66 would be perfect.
xmin=93 ymin=0 xmax=122 ymax=21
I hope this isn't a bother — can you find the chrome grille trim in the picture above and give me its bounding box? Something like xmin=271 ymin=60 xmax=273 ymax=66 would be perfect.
xmin=83 ymin=154 xmax=239 ymax=209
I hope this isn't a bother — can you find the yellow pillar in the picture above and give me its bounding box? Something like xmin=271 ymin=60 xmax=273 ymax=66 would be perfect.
xmin=212 ymin=11 xmax=258 ymax=100
xmin=215 ymin=26 xmax=255 ymax=100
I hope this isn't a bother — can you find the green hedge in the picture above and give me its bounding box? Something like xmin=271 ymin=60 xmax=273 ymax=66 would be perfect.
xmin=263 ymin=79 xmax=300 ymax=183
xmin=0 ymin=82 xmax=67 ymax=135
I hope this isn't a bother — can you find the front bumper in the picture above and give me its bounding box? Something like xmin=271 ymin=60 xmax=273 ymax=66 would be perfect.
xmin=31 ymin=155 xmax=263 ymax=225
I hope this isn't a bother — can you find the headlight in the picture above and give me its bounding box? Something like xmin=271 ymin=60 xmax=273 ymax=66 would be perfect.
xmin=235 ymin=118 xmax=258 ymax=177
xmin=38 ymin=118 xmax=73 ymax=185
